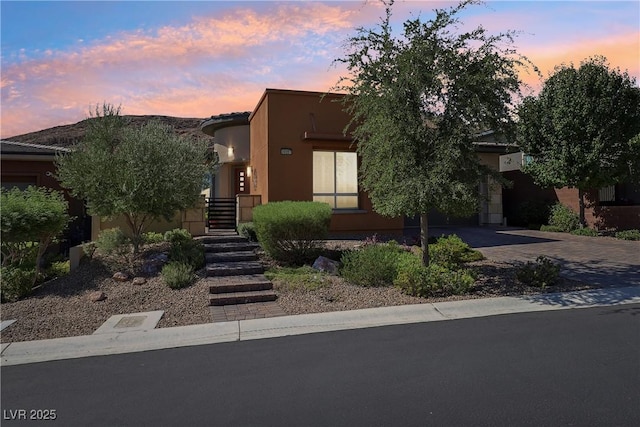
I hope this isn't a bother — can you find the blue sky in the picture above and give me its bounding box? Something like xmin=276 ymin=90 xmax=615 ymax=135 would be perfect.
xmin=1 ymin=1 xmax=638 ymax=138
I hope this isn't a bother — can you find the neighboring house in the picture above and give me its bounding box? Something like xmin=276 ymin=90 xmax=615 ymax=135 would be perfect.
xmin=203 ymin=88 xmax=510 ymax=235
xmin=499 ymin=152 xmax=640 ymax=230
xmin=0 ymin=140 xmax=91 ymax=249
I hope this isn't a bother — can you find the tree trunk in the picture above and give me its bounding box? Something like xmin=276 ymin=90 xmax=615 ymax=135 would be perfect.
xmin=420 ymin=213 xmax=429 ymax=266
xmin=578 ymin=188 xmax=586 ymax=227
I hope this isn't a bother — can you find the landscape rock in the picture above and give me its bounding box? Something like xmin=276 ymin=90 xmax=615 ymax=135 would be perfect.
xmin=113 ymin=272 xmax=129 ymax=282
xmin=312 ymin=256 xmax=340 ymax=275
xmin=89 ymin=291 xmax=106 ymax=302
xmin=142 ymin=253 xmax=169 ymax=275
xmin=132 ymin=277 xmax=146 ymax=286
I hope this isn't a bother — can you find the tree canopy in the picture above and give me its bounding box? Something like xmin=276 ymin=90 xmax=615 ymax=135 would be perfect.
xmin=334 ymin=0 xmax=532 ymax=264
xmin=56 ymin=104 xmax=213 ymax=252
xmin=517 ymin=56 xmax=640 ymax=225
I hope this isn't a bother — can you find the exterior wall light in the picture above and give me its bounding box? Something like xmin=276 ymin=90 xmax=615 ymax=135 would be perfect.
xmin=227 ymin=146 xmax=234 ymax=157
xmin=246 ymin=166 xmax=252 ymax=177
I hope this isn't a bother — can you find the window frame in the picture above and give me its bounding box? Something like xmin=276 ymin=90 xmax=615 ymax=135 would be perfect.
xmin=312 ymin=150 xmax=359 ymax=210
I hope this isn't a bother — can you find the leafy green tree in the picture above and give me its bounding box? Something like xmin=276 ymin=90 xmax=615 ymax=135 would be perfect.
xmin=1 ymin=186 xmax=70 ymax=293
xmin=334 ymin=0 xmax=532 ymax=265
xmin=517 ymin=56 xmax=640 ymax=226
xmin=56 ymin=104 xmax=213 ymax=253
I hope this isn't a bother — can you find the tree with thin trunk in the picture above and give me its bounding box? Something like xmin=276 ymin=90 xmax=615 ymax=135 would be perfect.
xmin=517 ymin=56 xmax=640 ymax=226
xmin=56 ymin=104 xmax=214 ymax=253
xmin=334 ymin=0 xmax=532 ymax=265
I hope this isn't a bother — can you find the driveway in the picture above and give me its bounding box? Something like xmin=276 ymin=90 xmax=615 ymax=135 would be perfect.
xmin=432 ymin=226 xmax=640 ymax=288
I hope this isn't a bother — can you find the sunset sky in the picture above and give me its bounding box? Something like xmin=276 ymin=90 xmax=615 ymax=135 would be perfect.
xmin=1 ymin=0 xmax=638 ymax=138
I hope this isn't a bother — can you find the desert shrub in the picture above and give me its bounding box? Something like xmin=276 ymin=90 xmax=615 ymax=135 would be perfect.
xmin=615 ymin=229 xmax=640 ymax=241
xmin=161 ymin=262 xmax=195 ymax=289
xmin=516 ymin=256 xmax=560 ymax=288
xmin=539 ymin=225 xmax=564 ymax=232
xmin=253 ymin=201 xmax=332 ymax=265
xmin=164 ymin=228 xmax=192 ymax=245
xmin=340 ymin=242 xmax=410 ymax=287
xmin=265 ymin=266 xmax=328 ymax=290
xmin=548 ymin=203 xmax=580 ymax=232
xmin=45 ymin=260 xmax=70 ymax=280
xmin=96 ymin=228 xmax=130 ymax=255
xmin=82 ymin=241 xmax=98 ymax=260
xmin=515 ymin=199 xmax=553 ymax=228
xmin=238 ymin=222 xmax=257 ymax=242
xmin=1 ymin=265 xmax=37 ymax=302
xmin=1 ymin=186 xmax=70 ymax=292
xmin=429 ymin=234 xmax=483 ymax=267
xmin=143 ymin=231 xmax=165 ymax=245
xmin=394 ymin=259 xmax=475 ymax=297
xmin=165 ymin=229 xmax=204 ymax=269
xmin=570 ymin=227 xmax=599 ymax=237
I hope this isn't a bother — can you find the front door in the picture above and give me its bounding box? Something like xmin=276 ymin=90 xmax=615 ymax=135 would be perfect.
xmin=234 ymin=167 xmax=249 ymax=195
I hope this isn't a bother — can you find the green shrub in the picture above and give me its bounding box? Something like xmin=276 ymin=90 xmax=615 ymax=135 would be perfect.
xmin=548 ymin=203 xmax=580 ymax=232
xmin=515 ymin=199 xmax=553 ymax=227
xmin=539 ymin=225 xmax=564 ymax=232
xmin=143 ymin=231 xmax=165 ymax=244
xmin=164 ymin=228 xmax=192 ymax=245
xmin=1 ymin=186 xmax=70 ymax=287
xmin=570 ymin=227 xmax=599 ymax=237
xmin=340 ymin=242 xmax=410 ymax=287
xmin=238 ymin=222 xmax=257 ymax=242
xmin=164 ymin=230 xmax=204 ymax=269
xmin=96 ymin=228 xmax=130 ymax=255
xmin=1 ymin=265 xmax=37 ymax=302
xmin=253 ymin=201 xmax=332 ymax=265
xmin=45 ymin=260 xmax=70 ymax=279
xmin=429 ymin=234 xmax=483 ymax=267
xmin=615 ymin=229 xmax=640 ymax=241
xmin=394 ymin=259 xmax=475 ymax=297
xmin=161 ymin=262 xmax=195 ymax=289
xmin=82 ymin=241 xmax=97 ymax=260
xmin=393 ymin=254 xmax=430 ymax=295
xmin=516 ymin=256 xmax=561 ymax=288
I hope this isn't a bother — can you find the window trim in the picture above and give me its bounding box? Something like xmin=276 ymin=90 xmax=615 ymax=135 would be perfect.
xmin=312 ymin=150 xmax=359 ymax=210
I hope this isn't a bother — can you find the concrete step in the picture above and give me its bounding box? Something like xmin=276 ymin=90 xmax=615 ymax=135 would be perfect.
xmin=209 ymin=278 xmax=273 ymax=294
xmin=209 ymin=290 xmax=277 ymax=306
xmin=206 ymin=261 xmax=264 ymax=277
xmin=203 ymin=242 xmax=259 ymax=253
xmin=206 ymin=251 xmax=257 ymax=263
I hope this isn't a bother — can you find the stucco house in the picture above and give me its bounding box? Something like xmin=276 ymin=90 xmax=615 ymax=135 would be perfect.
xmin=202 ymin=88 xmax=509 ymax=235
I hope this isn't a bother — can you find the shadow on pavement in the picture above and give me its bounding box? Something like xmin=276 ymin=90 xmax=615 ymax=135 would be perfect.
xmin=549 ymin=258 xmax=640 ymax=288
xmin=429 ymin=227 xmax=559 ymax=248
xmin=520 ymin=287 xmax=640 ymax=307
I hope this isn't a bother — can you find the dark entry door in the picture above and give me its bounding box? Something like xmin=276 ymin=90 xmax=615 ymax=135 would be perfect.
xmin=234 ymin=167 xmax=249 ymax=195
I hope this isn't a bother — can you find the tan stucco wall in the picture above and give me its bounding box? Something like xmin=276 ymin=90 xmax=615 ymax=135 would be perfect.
xmin=91 ymin=197 xmax=206 ymax=240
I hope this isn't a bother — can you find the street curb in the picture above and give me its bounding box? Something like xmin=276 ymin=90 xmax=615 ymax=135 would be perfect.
xmin=2 ymin=286 xmax=639 ymax=366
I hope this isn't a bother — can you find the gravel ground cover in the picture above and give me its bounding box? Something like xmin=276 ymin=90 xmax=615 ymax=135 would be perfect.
xmin=1 ymin=239 xmax=597 ymax=343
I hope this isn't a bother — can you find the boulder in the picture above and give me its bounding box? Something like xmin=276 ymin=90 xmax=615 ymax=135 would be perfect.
xmin=132 ymin=277 xmax=146 ymax=286
xmin=89 ymin=291 xmax=106 ymax=302
xmin=112 ymin=272 xmax=129 ymax=282
xmin=312 ymin=256 xmax=340 ymax=275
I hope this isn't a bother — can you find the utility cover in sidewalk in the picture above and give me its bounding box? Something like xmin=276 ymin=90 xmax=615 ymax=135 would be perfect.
xmin=93 ymin=311 xmax=164 ymax=335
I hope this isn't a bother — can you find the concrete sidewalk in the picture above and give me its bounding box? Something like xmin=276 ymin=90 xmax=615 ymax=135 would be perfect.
xmin=2 ymin=286 xmax=640 ymax=366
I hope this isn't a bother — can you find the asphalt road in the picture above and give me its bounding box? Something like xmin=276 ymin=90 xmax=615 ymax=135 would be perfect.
xmin=2 ymin=304 xmax=639 ymax=426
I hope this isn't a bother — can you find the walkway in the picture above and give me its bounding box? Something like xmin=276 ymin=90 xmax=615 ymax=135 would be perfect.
xmin=432 ymin=226 xmax=640 ymax=287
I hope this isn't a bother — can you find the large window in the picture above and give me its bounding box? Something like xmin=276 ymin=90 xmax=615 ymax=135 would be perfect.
xmin=313 ymin=151 xmax=358 ymax=209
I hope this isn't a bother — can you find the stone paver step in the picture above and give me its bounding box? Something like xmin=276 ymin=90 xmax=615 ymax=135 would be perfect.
xmin=203 ymin=242 xmax=259 ymax=253
xmin=209 ymin=279 xmax=273 ymax=294
xmin=206 ymin=261 xmax=264 ymax=277
xmin=206 ymin=251 xmax=257 ymax=263
xmin=209 ymin=290 xmax=277 ymax=306
xmin=198 ymin=235 xmax=248 ymax=245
